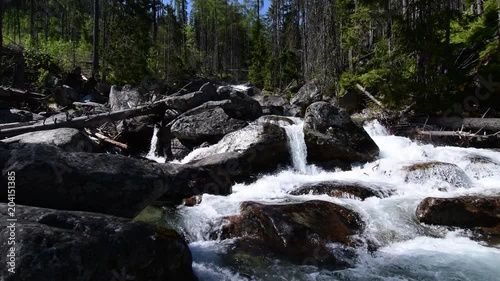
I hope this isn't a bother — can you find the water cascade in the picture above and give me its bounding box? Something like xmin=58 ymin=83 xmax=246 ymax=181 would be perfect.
xmin=157 ymin=120 xmax=500 ymax=281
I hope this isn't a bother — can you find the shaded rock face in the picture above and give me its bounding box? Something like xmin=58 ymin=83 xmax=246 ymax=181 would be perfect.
xmin=0 ymin=143 xmax=231 ymax=218
xmin=403 ymin=161 xmax=472 ymax=189
xmin=416 ymin=196 xmax=500 ymax=238
xmin=170 ymin=138 xmax=192 ymax=160
xmin=187 ymin=123 xmax=290 ymax=183
xmin=0 ymin=204 xmax=196 ymax=281
xmin=109 ymin=85 xmax=145 ymax=112
xmin=0 ymin=108 xmax=44 ymax=124
xmin=164 ymin=90 xmax=219 ymax=112
xmin=55 ymin=85 xmax=80 ymax=106
xmin=171 ymin=107 xmax=248 ymax=147
xmin=117 ymin=115 xmax=161 ymax=153
xmin=216 ymin=86 xmax=263 ymax=120
xmin=214 ymin=200 xmax=364 ymax=268
xmin=1 ymin=128 xmax=98 ymax=152
xmin=252 ymin=94 xmax=288 ymax=115
xmin=304 ymin=102 xmax=379 ymax=168
xmin=290 ymin=181 xmax=392 ymax=200
xmin=290 ymin=80 xmax=322 ymax=114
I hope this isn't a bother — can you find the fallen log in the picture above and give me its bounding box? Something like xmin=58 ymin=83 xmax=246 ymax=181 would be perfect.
xmin=0 ymin=86 xmax=45 ymax=108
xmin=355 ymin=83 xmax=389 ymax=113
xmin=93 ymin=132 xmax=129 ymax=150
xmin=0 ymin=120 xmax=38 ymax=130
xmin=410 ymin=117 xmax=500 ymax=131
xmin=416 ymin=129 xmax=500 ymax=139
xmin=0 ymin=100 xmax=167 ymax=139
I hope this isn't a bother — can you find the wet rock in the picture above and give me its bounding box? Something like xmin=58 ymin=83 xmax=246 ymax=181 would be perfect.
xmin=1 ymin=128 xmax=98 ymax=153
xmin=182 ymin=195 xmax=203 ymax=207
xmin=187 ymin=122 xmax=290 ymax=182
xmin=0 ymin=143 xmax=232 ymax=218
xmin=0 ymin=108 xmax=44 ymax=124
xmin=215 ymin=200 xmax=364 ymax=268
xmin=171 ymin=107 xmax=248 ymax=147
xmin=290 ymin=180 xmax=392 ymax=200
xmin=170 ymin=138 xmax=192 ymax=160
xmin=304 ymin=102 xmax=379 ymax=168
xmin=117 ymin=115 xmax=160 ymax=153
xmin=0 ymin=204 xmax=196 ymax=281
xmin=403 ymin=161 xmax=472 ymax=189
xmin=256 ymin=115 xmax=294 ymax=126
xmin=290 ymin=80 xmax=322 ymax=114
xmin=464 ymin=155 xmax=500 ymax=180
xmin=416 ymin=196 xmax=500 ymax=239
xmin=109 ymin=85 xmax=145 ymax=112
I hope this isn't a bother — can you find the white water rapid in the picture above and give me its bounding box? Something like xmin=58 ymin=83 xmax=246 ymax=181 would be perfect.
xmin=157 ymin=120 xmax=500 ymax=281
xmin=145 ymin=125 xmax=166 ymax=163
xmin=282 ymin=118 xmax=308 ymax=173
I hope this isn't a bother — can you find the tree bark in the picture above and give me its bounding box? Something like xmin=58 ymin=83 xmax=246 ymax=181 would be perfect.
xmin=0 ymin=101 xmax=167 ymax=139
xmin=0 ymin=0 xmax=3 ymax=48
xmin=92 ymin=0 xmax=100 ymax=78
xmin=410 ymin=117 xmax=500 ymax=131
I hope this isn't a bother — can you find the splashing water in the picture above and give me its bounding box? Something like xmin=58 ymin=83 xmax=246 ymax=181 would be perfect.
xmin=145 ymin=125 xmax=166 ymax=163
xmin=152 ymin=119 xmax=500 ymax=281
xmin=281 ymin=118 xmax=309 ymax=174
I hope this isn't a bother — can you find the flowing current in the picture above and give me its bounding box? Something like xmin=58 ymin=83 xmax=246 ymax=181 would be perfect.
xmin=153 ymin=120 xmax=500 ymax=281
xmin=282 ymin=118 xmax=308 ymax=173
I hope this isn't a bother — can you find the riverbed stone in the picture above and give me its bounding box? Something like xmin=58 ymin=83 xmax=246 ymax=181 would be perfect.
xmin=304 ymin=102 xmax=379 ymax=169
xmin=214 ymin=200 xmax=364 ymax=268
xmin=0 ymin=204 xmax=196 ymax=281
xmin=403 ymin=161 xmax=472 ymax=190
xmin=290 ymin=180 xmax=393 ymax=200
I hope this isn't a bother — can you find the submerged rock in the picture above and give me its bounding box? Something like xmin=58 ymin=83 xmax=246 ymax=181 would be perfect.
xmin=1 ymin=128 xmax=98 ymax=152
xmin=290 ymin=180 xmax=393 ymax=200
xmin=403 ymin=161 xmax=472 ymax=189
xmin=0 ymin=143 xmax=231 ymax=218
xmin=416 ymin=196 xmax=500 ymax=239
xmin=214 ymin=200 xmax=364 ymax=268
xmin=464 ymin=155 xmax=500 ymax=180
xmin=0 ymin=204 xmax=196 ymax=281
xmin=304 ymin=102 xmax=379 ymax=169
xmin=186 ymin=122 xmax=290 ymax=182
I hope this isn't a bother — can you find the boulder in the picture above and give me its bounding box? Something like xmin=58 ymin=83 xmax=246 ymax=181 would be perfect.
xmin=257 ymin=115 xmax=294 ymax=126
xmin=170 ymin=138 xmax=192 ymax=160
xmin=0 ymin=143 xmax=232 ymax=218
xmin=109 ymin=85 xmax=145 ymax=112
xmin=464 ymin=155 xmax=500 ymax=180
xmin=231 ymin=84 xmax=260 ymax=97
xmin=252 ymin=94 xmax=288 ymax=115
xmin=214 ymin=200 xmax=364 ymax=268
xmin=303 ymin=102 xmax=379 ymax=168
xmin=216 ymin=86 xmax=263 ymax=120
xmin=164 ymin=90 xmax=219 ymax=112
xmin=416 ymin=196 xmax=500 ymax=238
xmin=0 ymin=204 xmax=196 ymax=281
xmin=290 ymin=80 xmax=322 ymax=114
xmin=0 ymin=108 xmax=44 ymax=124
xmin=403 ymin=161 xmax=472 ymax=189
xmin=117 ymin=115 xmax=160 ymax=152
xmin=1 ymin=128 xmax=98 ymax=153
xmin=54 ymin=85 xmax=80 ymax=106
xmin=289 ymin=180 xmax=393 ymax=200
xmin=186 ymin=122 xmax=290 ymax=182
xmin=170 ymin=107 xmax=248 ymax=147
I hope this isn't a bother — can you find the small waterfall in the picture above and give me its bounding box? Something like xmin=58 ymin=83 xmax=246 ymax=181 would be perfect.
xmin=282 ymin=118 xmax=308 ymax=173
xmin=146 ymin=125 xmax=166 ymax=163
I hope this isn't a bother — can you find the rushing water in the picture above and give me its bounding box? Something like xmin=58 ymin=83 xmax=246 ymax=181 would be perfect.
xmin=160 ymin=120 xmax=500 ymax=281
xmin=145 ymin=125 xmax=167 ymax=163
xmin=282 ymin=118 xmax=308 ymax=174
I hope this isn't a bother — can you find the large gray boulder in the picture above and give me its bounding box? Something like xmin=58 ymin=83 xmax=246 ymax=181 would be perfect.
xmin=170 ymin=107 xmax=248 ymax=147
xmin=1 ymin=128 xmax=98 ymax=152
xmin=0 ymin=143 xmax=232 ymax=217
xmin=403 ymin=161 xmax=472 ymax=190
xmin=187 ymin=122 xmax=290 ymax=182
xmin=164 ymin=90 xmax=219 ymax=112
xmin=109 ymin=85 xmax=145 ymax=112
xmin=252 ymin=94 xmax=288 ymax=115
xmin=0 ymin=204 xmax=196 ymax=281
xmin=290 ymin=80 xmax=322 ymax=114
xmin=304 ymin=102 xmax=379 ymax=168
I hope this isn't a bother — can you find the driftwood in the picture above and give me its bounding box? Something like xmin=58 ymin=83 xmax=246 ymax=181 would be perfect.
xmin=0 ymin=86 xmax=45 ymax=108
xmin=0 ymin=100 xmax=167 ymax=139
xmin=416 ymin=129 xmax=500 ymax=139
xmin=93 ymin=132 xmax=128 ymax=150
xmin=411 ymin=117 xmax=500 ymax=131
xmin=0 ymin=120 xmax=38 ymax=130
xmin=355 ymin=83 xmax=389 ymax=113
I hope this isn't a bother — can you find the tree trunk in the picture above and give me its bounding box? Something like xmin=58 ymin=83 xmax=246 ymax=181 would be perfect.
xmin=0 ymin=100 xmax=168 ymax=139
xmin=410 ymin=117 xmax=500 ymax=131
xmin=0 ymin=0 xmax=3 ymax=49
xmin=477 ymin=0 xmax=483 ymax=15
xmin=92 ymin=0 xmax=100 ymax=78
xmin=152 ymin=0 xmax=158 ymax=43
